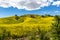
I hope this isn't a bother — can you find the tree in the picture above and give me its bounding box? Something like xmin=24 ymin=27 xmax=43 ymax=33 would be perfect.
xmin=15 ymin=14 xmax=19 ymax=20
xmin=54 ymin=15 xmax=60 ymax=40
xmin=30 ymin=15 xmax=36 ymax=18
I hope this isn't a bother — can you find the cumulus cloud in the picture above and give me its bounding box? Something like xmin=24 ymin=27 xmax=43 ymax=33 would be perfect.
xmin=0 ymin=0 xmax=59 ymax=10
xmin=52 ymin=1 xmax=60 ymax=7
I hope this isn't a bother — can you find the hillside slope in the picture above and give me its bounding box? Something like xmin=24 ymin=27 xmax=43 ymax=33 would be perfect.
xmin=0 ymin=15 xmax=55 ymax=38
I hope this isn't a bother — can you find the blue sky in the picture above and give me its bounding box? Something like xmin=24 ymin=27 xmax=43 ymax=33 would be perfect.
xmin=0 ymin=0 xmax=60 ymax=18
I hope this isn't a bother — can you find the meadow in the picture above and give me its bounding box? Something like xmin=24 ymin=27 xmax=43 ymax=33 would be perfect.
xmin=0 ymin=14 xmax=60 ymax=40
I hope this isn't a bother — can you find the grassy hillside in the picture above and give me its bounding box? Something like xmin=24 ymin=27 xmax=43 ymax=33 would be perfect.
xmin=0 ymin=14 xmax=57 ymax=40
xmin=0 ymin=15 xmax=54 ymax=30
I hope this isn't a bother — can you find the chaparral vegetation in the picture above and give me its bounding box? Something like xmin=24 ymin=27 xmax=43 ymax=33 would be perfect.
xmin=0 ymin=14 xmax=60 ymax=40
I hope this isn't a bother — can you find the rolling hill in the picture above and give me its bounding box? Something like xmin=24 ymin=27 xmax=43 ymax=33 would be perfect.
xmin=0 ymin=14 xmax=56 ymax=40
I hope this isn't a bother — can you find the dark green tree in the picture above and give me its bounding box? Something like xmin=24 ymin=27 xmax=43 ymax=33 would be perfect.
xmin=54 ymin=15 xmax=60 ymax=40
xmin=15 ymin=14 xmax=19 ymax=20
xmin=30 ymin=15 xmax=36 ymax=18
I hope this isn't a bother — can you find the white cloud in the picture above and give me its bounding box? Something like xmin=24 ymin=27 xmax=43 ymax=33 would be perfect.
xmin=0 ymin=0 xmax=59 ymax=10
xmin=54 ymin=11 xmax=59 ymax=15
xmin=52 ymin=1 xmax=60 ymax=7
xmin=55 ymin=11 xmax=59 ymax=13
